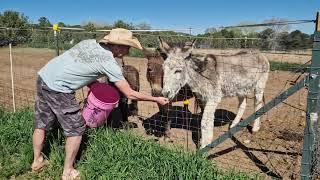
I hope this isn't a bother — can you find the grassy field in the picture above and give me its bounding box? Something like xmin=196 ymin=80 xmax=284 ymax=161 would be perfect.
xmin=0 ymin=108 xmax=259 ymax=180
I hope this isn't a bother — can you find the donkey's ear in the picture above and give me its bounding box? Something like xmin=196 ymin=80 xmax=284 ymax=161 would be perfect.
xmin=158 ymin=37 xmax=171 ymax=53
xmin=158 ymin=50 xmax=168 ymax=60
xmin=190 ymin=39 xmax=197 ymax=48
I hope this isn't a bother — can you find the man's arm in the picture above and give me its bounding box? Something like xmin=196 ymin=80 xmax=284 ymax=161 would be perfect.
xmin=114 ymin=79 xmax=169 ymax=105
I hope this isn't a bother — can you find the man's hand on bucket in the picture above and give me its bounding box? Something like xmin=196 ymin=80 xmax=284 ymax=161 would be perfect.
xmin=156 ymin=97 xmax=170 ymax=105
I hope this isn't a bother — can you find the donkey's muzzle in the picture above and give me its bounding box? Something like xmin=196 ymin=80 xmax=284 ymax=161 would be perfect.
xmin=161 ymin=90 xmax=170 ymax=98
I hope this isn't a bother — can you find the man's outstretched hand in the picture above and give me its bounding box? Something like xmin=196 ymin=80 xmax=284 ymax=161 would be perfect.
xmin=156 ymin=97 xmax=170 ymax=105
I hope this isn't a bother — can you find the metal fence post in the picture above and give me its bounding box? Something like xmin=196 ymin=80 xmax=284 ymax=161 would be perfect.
xmin=313 ymin=90 xmax=320 ymax=179
xmin=301 ymin=12 xmax=320 ymax=180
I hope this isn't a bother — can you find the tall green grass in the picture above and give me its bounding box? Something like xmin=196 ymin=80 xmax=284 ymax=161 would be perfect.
xmin=270 ymin=61 xmax=309 ymax=72
xmin=0 ymin=109 xmax=259 ymax=179
xmin=0 ymin=108 xmax=34 ymax=178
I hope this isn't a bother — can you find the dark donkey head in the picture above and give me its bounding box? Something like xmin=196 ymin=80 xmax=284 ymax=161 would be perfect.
xmin=143 ymin=47 xmax=167 ymax=96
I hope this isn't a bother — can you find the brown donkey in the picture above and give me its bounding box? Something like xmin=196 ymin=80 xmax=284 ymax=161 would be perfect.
xmin=100 ymin=58 xmax=140 ymax=117
xmin=122 ymin=64 xmax=140 ymax=116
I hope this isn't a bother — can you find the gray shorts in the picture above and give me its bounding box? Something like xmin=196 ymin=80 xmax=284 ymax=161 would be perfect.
xmin=34 ymin=76 xmax=85 ymax=136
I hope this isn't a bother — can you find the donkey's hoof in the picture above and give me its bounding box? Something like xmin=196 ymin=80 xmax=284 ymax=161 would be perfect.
xmin=164 ymin=138 xmax=174 ymax=143
xmin=247 ymin=125 xmax=260 ymax=134
xmin=251 ymin=126 xmax=260 ymax=132
xmin=164 ymin=132 xmax=172 ymax=139
xmin=229 ymin=123 xmax=237 ymax=129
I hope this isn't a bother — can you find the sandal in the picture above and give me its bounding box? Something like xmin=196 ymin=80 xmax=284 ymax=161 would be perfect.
xmin=62 ymin=169 xmax=80 ymax=180
xmin=31 ymin=158 xmax=49 ymax=172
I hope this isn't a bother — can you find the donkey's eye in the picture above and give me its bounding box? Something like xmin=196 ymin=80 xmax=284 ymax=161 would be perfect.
xmin=174 ymin=69 xmax=182 ymax=74
xmin=160 ymin=53 xmax=167 ymax=60
xmin=147 ymin=68 xmax=153 ymax=72
xmin=185 ymin=53 xmax=192 ymax=59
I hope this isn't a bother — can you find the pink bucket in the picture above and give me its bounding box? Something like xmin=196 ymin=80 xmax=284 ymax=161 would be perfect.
xmin=82 ymin=82 xmax=120 ymax=128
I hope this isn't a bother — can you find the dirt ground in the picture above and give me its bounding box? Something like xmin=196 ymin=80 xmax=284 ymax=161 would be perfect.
xmin=0 ymin=47 xmax=309 ymax=179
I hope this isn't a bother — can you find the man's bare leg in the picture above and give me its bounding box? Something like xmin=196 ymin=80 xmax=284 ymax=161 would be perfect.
xmin=32 ymin=128 xmax=48 ymax=171
xmin=62 ymin=136 xmax=82 ymax=179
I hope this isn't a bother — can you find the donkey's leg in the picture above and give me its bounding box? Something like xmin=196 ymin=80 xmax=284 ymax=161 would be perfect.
xmin=198 ymin=100 xmax=205 ymax=114
xmin=252 ymin=71 xmax=268 ymax=132
xmin=192 ymin=96 xmax=204 ymax=149
xmin=252 ymin=91 xmax=264 ymax=132
xmin=200 ymin=98 xmax=221 ymax=149
xmin=159 ymin=103 xmax=172 ymax=138
xmin=230 ymin=97 xmax=246 ymax=128
xmin=129 ymin=100 xmax=138 ymax=116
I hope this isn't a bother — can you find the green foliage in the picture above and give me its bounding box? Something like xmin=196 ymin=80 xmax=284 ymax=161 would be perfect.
xmin=283 ymin=30 xmax=313 ymax=50
xmin=0 ymin=10 xmax=31 ymax=45
xmin=27 ymin=30 xmax=55 ymax=48
xmin=129 ymin=48 xmax=145 ymax=58
xmin=0 ymin=108 xmax=34 ymax=178
xmin=0 ymin=9 xmax=313 ymax=52
xmin=270 ymin=61 xmax=309 ymax=72
xmin=58 ymin=22 xmax=66 ymax=27
xmin=200 ymin=27 xmax=313 ymax=50
xmin=258 ymin=28 xmax=275 ymax=50
xmin=0 ymin=11 xmax=29 ymax=28
xmin=114 ymin=20 xmax=135 ymax=29
xmin=83 ymin=22 xmax=96 ymax=32
xmin=38 ymin=17 xmax=52 ymax=28
xmin=0 ymin=109 xmax=259 ymax=179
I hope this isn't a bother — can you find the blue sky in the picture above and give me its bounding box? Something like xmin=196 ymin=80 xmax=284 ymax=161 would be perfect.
xmin=0 ymin=0 xmax=319 ymax=34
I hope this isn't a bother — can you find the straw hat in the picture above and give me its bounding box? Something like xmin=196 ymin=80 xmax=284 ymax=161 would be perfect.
xmin=99 ymin=28 xmax=142 ymax=50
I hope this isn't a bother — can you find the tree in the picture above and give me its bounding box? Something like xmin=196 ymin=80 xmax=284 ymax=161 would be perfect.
xmin=0 ymin=10 xmax=29 ymax=28
xmin=58 ymin=22 xmax=66 ymax=27
xmin=135 ymin=22 xmax=151 ymax=30
xmin=277 ymin=31 xmax=290 ymax=50
xmin=287 ymin=30 xmax=312 ymax=50
xmin=262 ymin=17 xmax=290 ymax=51
xmin=113 ymin=20 xmax=135 ymax=29
xmin=81 ymin=21 xmax=99 ymax=40
xmin=83 ymin=22 xmax=96 ymax=32
xmin=258 ymin=28 xmax=275 ymax=50
xmin=0 ymin=10 xmax=31 ymax=45
xmin=204 ymin=27 xmax=218 ymax=34
xmin=38 ymin=17 xmax=51 ymax=28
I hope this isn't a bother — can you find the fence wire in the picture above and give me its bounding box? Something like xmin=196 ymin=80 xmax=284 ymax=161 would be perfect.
xmin=0 ymin=28 xmax=317 ymax=179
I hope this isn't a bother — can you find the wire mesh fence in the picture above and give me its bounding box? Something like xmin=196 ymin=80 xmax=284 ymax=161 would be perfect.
xmin=0 ymin=27 xmax=318 ymax=179
xmin=136 ymin=36 xmax=311 ymax=179
xmin=314 ymin=132 xmax=320 ymax=179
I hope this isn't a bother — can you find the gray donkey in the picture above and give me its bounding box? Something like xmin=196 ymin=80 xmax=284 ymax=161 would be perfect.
xmin=143 ymin=40 xmax=205 ymax=138
xmin=160 ymin=40 xmax=270 ymax=148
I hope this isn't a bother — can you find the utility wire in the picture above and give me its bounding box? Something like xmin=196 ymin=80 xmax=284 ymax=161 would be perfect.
xmin=220 ymin=20 xmax=315 ymax=29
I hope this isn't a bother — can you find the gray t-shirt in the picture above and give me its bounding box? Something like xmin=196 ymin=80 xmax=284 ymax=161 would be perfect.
xmin=38 ymin=39 xmax=124 ymax=93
